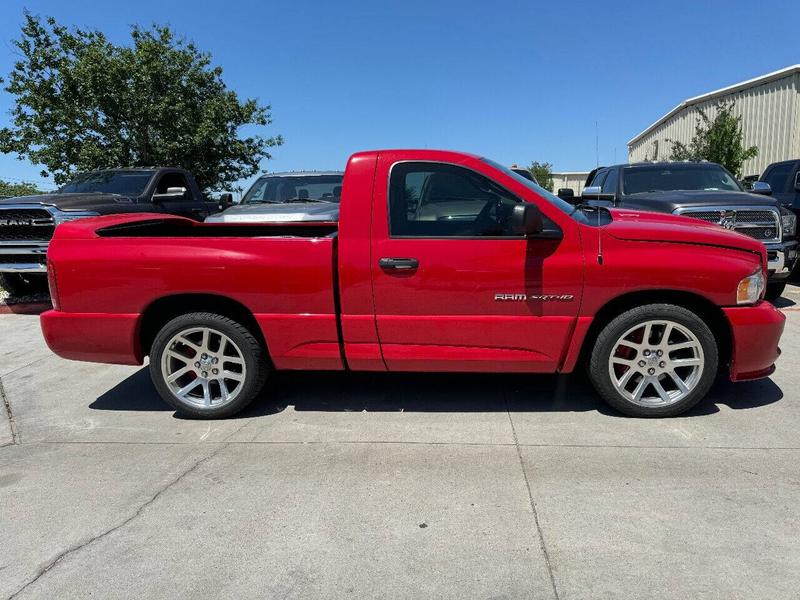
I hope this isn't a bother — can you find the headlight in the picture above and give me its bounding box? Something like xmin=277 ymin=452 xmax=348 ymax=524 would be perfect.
xmin=737 ymin=269 xmax=765 ymax=305
xmin=781 ymin=207 xmax=796 ymax=238
xmin=53 ymin=211 xmax=100 ymax=225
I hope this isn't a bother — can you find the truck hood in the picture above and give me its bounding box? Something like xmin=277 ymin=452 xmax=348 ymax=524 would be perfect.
xmin=0 ymin=192 xmax=139 ymax=213
xmin=604 ymin=208 xmax=766 ymax=256
xmin=205 ymin=201 xmax=340 ymax=223
xmin=620 ymin=189 xmax=780 ymax=212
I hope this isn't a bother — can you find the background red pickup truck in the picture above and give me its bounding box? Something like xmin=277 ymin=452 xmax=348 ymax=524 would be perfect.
xmin=41 ymin=150 xmax=785 ymax=418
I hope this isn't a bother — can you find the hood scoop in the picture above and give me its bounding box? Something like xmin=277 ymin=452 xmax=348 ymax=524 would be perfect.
xmin=604 ymin=208 xmax=765 ymax=255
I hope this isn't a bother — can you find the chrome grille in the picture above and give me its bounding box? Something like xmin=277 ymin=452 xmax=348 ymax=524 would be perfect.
xmin=0 ymin=253 xmax=47 ymax=264
xmin=0 ymin=208 xmax=55 ymax=242
xmin=674 ymin=207 xmax=781 ymax=243
xmin=733 ymin=211 xmax=775 ymax=223
xmin=686 ymin=211 xmax=723 ymax=222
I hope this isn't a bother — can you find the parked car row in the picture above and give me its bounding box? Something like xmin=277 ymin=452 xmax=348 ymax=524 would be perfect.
xmin=554 ymin=160 xmax=799 ymax=300
xmin=3 ymin=158 xmax=799 ymax=302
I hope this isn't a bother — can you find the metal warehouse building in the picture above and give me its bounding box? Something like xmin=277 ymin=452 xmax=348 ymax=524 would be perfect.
xmin=551 ymin=171 xmax=589 ymax=195
xmin=628 ymin=65 xmax=800 ymax=178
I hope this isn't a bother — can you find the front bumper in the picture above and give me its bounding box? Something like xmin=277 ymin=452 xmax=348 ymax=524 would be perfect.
xmin=723 ymin=301 xmax=785 ymax=381
xmin=0 ymin=243 xmax=48 ymax=273
xmin=765 ymin=240 xmax=798 ymax=280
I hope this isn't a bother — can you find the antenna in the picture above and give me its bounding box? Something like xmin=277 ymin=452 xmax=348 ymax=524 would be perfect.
xmin=595 ymin=121 xmax=599 ymax=168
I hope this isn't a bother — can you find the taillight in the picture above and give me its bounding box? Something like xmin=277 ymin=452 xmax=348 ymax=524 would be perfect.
xmin=47 ymin=259 xmax=60 ymax=310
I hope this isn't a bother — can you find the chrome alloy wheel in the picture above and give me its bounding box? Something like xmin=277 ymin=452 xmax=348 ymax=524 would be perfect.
xmin=608 ymin=320 xmax=705 ymax=407
xmin=160 ymin=327 xmax=247 ymax=409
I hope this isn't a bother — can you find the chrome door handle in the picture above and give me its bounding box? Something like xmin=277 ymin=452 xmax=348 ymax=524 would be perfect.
xmin=379 ymin=257 xmax=419 ymax=270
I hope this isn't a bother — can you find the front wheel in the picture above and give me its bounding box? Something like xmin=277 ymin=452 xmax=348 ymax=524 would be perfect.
xmin=149 ymin=312 xmax=269 ymax=418
xmin=588 ymin=304 xmax=718 ymax=417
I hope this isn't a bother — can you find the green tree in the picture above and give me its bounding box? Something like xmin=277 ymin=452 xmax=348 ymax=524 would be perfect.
xmin=0 ymin=180 xmax=42 ymax=197
xmin=528 ymin=161 xmax=554 ymax=191
xmin=667 ymin=101 xmax=758 ymax=178
xmin=0 ymin=14 xmax=282 ymax=191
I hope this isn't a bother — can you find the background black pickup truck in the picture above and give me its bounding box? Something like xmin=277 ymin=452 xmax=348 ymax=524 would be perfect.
xmin=0 ymin=167 xmax=226 ymax=296
xmin=564 ymin=161 xmax=798 ymax=300
xmin=759 ymin=159 xmax=800 ymax=216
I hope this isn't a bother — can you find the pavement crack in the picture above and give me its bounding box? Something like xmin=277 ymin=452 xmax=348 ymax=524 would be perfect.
xmin=0 ymin=376 xmax=20 ymax=445
xmin=1 ymin=356 xmax=50 ymax=380
xmin=5 ymin=443 xmax=226 ymax=600
xmin=505 ymin=395 xmax=560 ymax=600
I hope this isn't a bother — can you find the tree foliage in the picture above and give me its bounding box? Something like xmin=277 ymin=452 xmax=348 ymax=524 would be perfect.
xmin=0 ymin=14 xmax=282 ymax=190
xmin=667 ymin=101 xmax=758 ymax=178
xmin=528 ymin=161 xmax=554 ymax=191
xmin=0 ymin=180 xmax=42 ymax=197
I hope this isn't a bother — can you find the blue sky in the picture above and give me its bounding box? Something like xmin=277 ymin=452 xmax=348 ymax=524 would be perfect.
xmin=0 ymin=0 xmax=798 ymax=192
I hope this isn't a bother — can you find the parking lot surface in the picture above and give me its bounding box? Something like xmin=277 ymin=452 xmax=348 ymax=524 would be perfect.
xmin=2 ymin=294 xmax=800 ymax=599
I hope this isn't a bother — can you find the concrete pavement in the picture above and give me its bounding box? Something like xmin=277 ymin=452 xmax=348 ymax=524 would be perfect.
xmin=2 ymin=298 xmax=800 ymax=599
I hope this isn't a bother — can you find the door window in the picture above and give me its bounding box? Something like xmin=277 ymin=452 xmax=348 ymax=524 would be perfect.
xmin=601 ymin=168 xmax=618 ymax=194
xmin=590 ymin=170 xmax=608 ymax=188
xmin=156 ymin=172 xmax=191 ymax=199
xmin=762 ymin=164 xmax=793 ymax=193
xmin=389 ymin=163 xmax=522 ymax=237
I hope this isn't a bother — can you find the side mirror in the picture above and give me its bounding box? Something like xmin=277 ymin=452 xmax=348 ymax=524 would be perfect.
xmin=152 ymin=186 xmax=188 ymax=204
xmin=751 ymin=181 xmax=772 ymax=196
xmin=509 ymin=203 xmax=543 ymax=236
xmin=582 ymin=185 xmax=617 ymax=205
xmin=557 ymin=188 xmax=575 ymax=202
xmin=795 ymin=172 xmax=800 ymax=192
xmin=582 ymin=185 xmax=603 ymax=198
xmin=219 ymin=192 xmax=234 ymax=209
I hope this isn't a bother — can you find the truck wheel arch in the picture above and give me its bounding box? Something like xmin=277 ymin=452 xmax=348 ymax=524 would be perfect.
xmin=579 ymin=290 xmax=732 ymax=370
xmin=138 ymin=294 xmax=270 ymax=363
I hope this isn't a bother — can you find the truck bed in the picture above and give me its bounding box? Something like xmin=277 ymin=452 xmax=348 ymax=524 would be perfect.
xmin=45 ymin=214 xmax=344 ymax=370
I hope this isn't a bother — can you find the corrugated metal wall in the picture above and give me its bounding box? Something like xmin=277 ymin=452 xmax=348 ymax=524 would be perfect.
xmin=628 ymin=72 xmax=800 ymax=178
xmin=551 ymin=172 xmax=589 ymax=194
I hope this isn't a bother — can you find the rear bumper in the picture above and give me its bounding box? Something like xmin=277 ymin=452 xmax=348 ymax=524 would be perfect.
xmin=40 ymin=310 xmax=142 ymax=365
xmin=723 ymin=301 xmax=785 ymax=381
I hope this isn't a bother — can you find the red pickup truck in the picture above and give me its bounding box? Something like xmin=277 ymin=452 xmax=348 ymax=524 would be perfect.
xmin=41 ymin=150 xmax=785 ymax=418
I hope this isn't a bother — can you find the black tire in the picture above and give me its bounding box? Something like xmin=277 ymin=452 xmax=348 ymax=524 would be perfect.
xmin=149 ymin=312 xmax=269 ymax=419
xmin=0 ymin=273 xmax=48 ymax=297
xmin=765 ymin=282 xmax=786 ymax=302
xmin=588 ymin=304 xmax=718 ymax=417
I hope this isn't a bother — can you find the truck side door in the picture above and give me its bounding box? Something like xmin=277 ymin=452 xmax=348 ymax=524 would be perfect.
xmin=370 ymin=156 xmax=584 ymax=373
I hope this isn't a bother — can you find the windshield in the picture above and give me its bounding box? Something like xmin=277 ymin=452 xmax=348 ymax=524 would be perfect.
xmin=622 ymin=165 xmax=742 ymax=194
xmin=59 ymin=171 xmax=154 ymax=196
xmin=480 ymin=158 xmax=591 ymax=223
xmin=243 ymin=174 xmax=344 ymax=204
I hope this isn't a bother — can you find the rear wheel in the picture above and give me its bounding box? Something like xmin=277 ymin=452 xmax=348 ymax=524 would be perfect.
xmin=0 ymin=273 xmax=48 ymax=297
xmin=589 ymin=304 xmax=718 ymax=417
xmin=149 ymin=312 xmax=269 ymax=418
xmin=765 ymin=282 xmax=786 ymax=302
